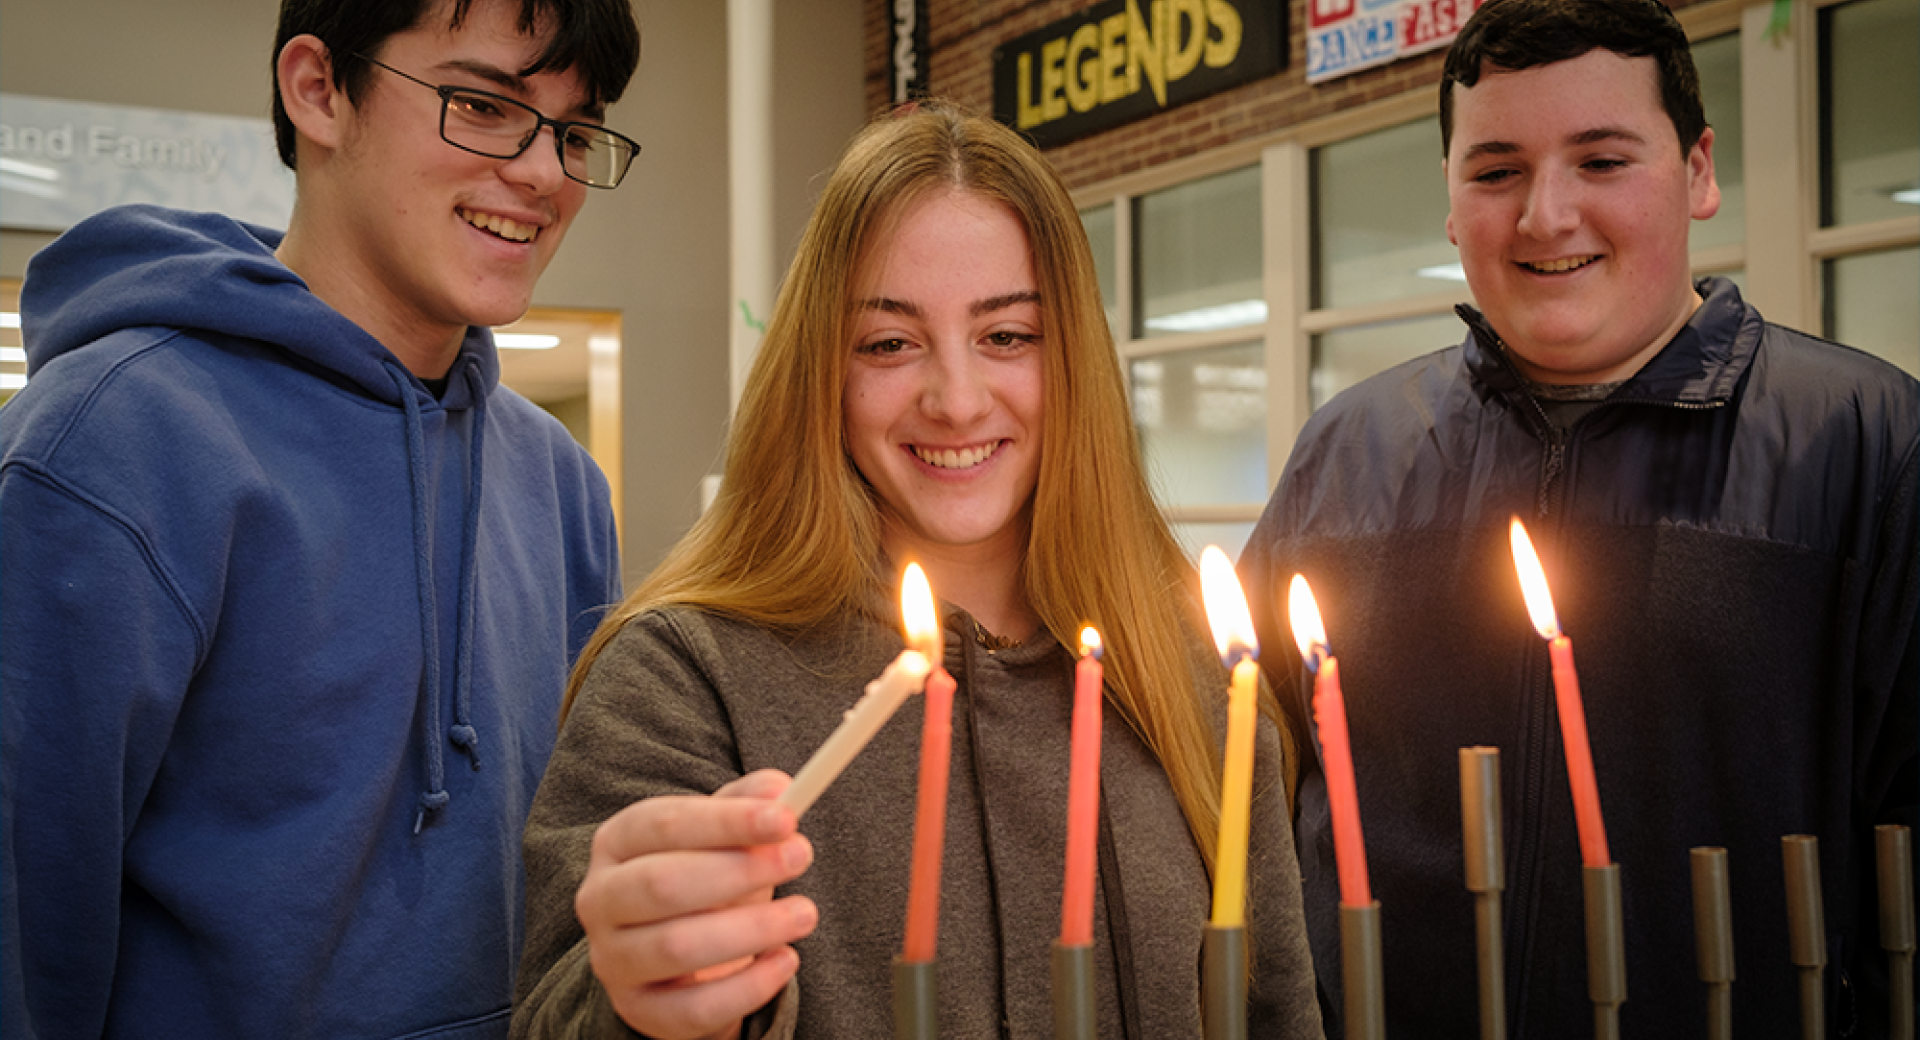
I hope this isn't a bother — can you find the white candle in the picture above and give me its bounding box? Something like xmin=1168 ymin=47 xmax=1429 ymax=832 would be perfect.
xmin=776 ymin=563 xmax=940 ymax=817
xmin=777 ymin=649 xmax=932 ymax=816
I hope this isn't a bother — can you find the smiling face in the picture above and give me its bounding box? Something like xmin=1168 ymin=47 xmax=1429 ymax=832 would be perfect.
xmin=1444 ymin=48 xmax=1720 ymax=384
xmin=296 ymin=0 xmax=594 ymax=370
xmin=842 ymin=189 xmax=1046 ymax=572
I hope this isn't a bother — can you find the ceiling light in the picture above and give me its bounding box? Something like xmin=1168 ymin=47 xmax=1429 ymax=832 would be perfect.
xmin=1 ymin=160 xmax=64 ymax=201
xmin=1893 ymin=188 xmax=1920 ymax=205
xmin=1417 ymin=263 xmax=1468 ymax=282
xmin=493 ymin=332 xmax=560 ymax=350
xmin=1 ymin=312 xmax=20 ymax=329
xmin=0 ymin=347 xmax=26 ymax=364
xmin=1144 ymin=300 xmax=1267 ymax=334
xmin=0 ymin=374 xmax=26 ymax=391
xmin=0 ymin=158 xmax=58 ymax=182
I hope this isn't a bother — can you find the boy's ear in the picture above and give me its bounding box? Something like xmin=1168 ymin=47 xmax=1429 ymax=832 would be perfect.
xmin=1687 ymin=126 xmax=1722 ymax=222
xmin=277 ymin=34 xmax=349 ymax=152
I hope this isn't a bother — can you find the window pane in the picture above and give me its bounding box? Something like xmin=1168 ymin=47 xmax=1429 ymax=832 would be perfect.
xmin=0 ymin=306 xmax=21 ymax=407
xmin=1313 ymin=117 xmax=1457 ymax=309
xmin=1311 ymin=312 xmax=1463 ymax=411
xmin=1132 ymin=340 xmax=1267 ymax=506
xmin=1080 ymin=203 xmax=1120 ymax=337
xmin=1822 ymin=0 xmax=1920 ymax=227
xmin=1690 ymin=32 xmax=1745 ymax=252
xmin=1171 ymin=521 xmax=1258 ymax=564
xmin=1135 ymin=166 xmax=1263 ymax=338
xmin=1825 ymin=246 xmax=1920 ymax=377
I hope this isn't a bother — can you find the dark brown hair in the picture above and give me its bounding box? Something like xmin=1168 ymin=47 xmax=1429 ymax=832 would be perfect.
xmin=271 ymin=0 xmax=641 ymax=168
xmin=1440 ymin=0 xmax=1706 ymax=156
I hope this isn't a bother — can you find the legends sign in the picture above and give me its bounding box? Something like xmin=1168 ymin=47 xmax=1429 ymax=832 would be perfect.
xmin=993 ymin=0 xmax=1284 ymax=149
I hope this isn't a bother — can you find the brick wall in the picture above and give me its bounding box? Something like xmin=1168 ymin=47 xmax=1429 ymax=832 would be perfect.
xmin=865 ymin=0 xmax=1706 ymax=191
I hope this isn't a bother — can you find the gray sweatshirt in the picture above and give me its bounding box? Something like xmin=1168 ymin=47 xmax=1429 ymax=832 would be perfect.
xmin=514 ymin=603 xmax=1325 ymax=1040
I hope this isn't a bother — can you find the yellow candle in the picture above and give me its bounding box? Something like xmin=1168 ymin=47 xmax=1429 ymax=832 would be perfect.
xmin=1212 ymin=654 xmax=1259 ymax=928
xmin=1199 ymin=546 xmax=1261 ymax=930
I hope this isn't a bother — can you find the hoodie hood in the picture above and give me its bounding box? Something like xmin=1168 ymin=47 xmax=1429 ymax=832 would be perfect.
xmin=21 ymin=204 xmax=500 ymax=408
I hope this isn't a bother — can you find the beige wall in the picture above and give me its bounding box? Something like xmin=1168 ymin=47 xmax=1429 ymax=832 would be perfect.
xmin=0 ymin=0 xmax=867 ymax=585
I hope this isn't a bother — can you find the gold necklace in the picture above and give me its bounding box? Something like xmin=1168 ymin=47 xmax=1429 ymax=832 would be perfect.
xmin=972 ymin=617 xmax=1021 ymax=653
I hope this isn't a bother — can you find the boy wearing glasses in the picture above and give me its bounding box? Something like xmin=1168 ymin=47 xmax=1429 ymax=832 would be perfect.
xmin=0 ymin=1 xmax=639 ymax=1037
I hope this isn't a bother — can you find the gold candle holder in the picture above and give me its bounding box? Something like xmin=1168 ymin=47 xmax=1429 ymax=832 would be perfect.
xmin=1051 ymin=942 xmax=1094 ymax=1040
xmin=892 ymin=957 xmax=936 ymax=1040
xmin=1690 ymin=847 xmax=1734 ymax=1040
xmin=1781 ymin=835 xmax=1826 ymax=1040
xmin=1202 ymin=924 xmax=1247 ymax=1040
xmin=1460 ymin=747 xmax=1506 ymax=1040
xmin=1341 ymin=901 xmax=1386 ymax=1040
xmin=1877 ymin=825 xmax=1915 ymax=1040
xmin=1583 ymin=863 xmax=1626 ymax=1040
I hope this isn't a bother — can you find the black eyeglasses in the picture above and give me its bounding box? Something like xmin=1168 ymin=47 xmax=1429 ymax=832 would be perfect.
xmin=359 ymin=55 xmax=639 ymax=189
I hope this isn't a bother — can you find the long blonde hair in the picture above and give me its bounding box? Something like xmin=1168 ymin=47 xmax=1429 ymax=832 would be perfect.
xmin=565 ymin=99 xmax=1227 ymax=875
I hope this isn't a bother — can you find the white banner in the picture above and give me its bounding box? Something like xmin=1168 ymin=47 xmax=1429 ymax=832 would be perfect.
xmin=0 ymin=93 xmax=294 ymax=233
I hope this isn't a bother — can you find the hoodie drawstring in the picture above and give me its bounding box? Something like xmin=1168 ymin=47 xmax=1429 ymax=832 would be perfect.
xmin=390 ymin=361 xmax=488 ymax=835
xmin=447 ymin=363 xmax=488 ymax=773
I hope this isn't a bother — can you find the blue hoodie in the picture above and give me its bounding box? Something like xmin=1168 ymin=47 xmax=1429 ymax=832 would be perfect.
xmin=0 ymin=205 xmax=621 ymax=1039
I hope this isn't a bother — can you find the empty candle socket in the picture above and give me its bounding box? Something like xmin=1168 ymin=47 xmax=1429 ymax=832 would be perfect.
xmin=1690 ymin=847 xmax=1734 ymax=1040
xmin=1781 ymin=835 xmax=1826 ymax=1040
xmin=1459 ymin=747 xmax=1506 ymax=1040
xmin=1877 ymin=825 xmax=1915 ymax=1040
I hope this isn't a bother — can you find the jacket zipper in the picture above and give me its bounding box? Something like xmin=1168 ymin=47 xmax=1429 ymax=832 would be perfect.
xmin=1511 ymin=387 xmax=1723 ymax=1032
xmin=1513 ymin=392 xmax=1561 ymax=1035
xmin=1536 ymin=424 xmax=1565 ymax=520
xmin=1474 ymin=310 xmax=1734 ymax=1031
xmin=1513 ymin=367 xmax=1600 ymax=1034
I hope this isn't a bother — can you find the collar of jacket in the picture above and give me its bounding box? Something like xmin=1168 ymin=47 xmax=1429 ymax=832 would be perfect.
xmin=1458 ymin=274 xmax=1757 ymax=411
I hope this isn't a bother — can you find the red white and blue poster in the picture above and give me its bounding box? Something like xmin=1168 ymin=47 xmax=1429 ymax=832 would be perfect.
xmin=1306 ymin=0 xmax=1482 ymax=84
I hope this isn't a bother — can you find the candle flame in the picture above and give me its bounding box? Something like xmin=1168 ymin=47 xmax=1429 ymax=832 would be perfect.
xmin=1508 ymin=518 xmax=1562 ymax=640
xmin=1079 ymin=626 xmax=1104 ymax=660
xmin=1198 ymin=546 xmax=1258 ymax=664
xmin=1286 ymin=574 xmax=1329 ymax=671
xmin=901 ymin=562 xmax=941 ymax=661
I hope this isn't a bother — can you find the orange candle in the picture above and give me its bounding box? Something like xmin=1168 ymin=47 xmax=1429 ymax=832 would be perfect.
xmin=1509 ymin=519 xmax=1610 ymax=868
xmin=1547 ymin=636 xmax=1608 ymax=867
xmin=1199 ymin=547 xmax=1260 ymax=930
xmin=1289 ymin=575 xmax=1372 ymax=907
xmin=901 ymin=664 xmax=955 ymax=964
xmin=1060 ymin=627 xmax=1104 ymax=948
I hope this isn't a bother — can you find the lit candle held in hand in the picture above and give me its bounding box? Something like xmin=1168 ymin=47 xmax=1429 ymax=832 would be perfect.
xmin=1289 ymin=575 xmax=1372 ymax=908
xmin=778 ymin=563 xmax=938 ymax=818
xmin=1509 ymin=519 xmax=1610 ymax=868
xmin=1199 ymin=547 xmax=1260 ymax=930
xmin=1060 ymin=627 xmax=1104 ymax=948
